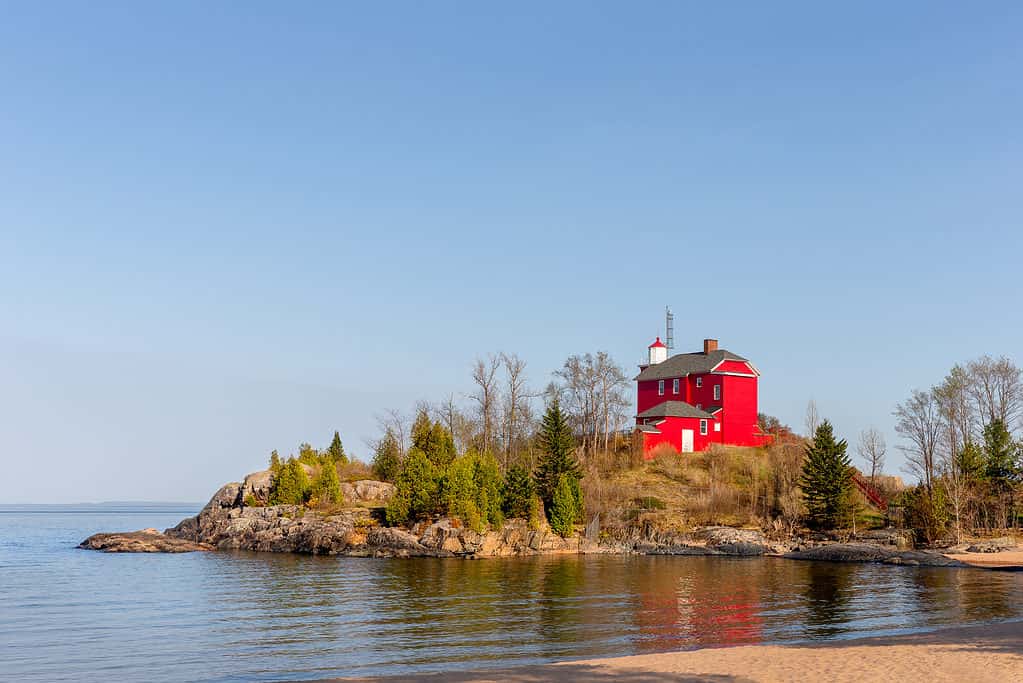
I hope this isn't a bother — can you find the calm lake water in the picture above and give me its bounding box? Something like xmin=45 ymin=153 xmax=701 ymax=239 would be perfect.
xmin=2 ymin=505 xmax=1022 ymax=682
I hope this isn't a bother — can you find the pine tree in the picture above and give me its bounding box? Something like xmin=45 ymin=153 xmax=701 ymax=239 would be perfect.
xmin=311 ymin=460 xmax=343 ymax=506
xmin=385 ymin=448 xmax=438 ymax=526
xmin=799 ymin=420 xmax=854 ymax=529
xmin=534 ymin=398 xmax=581 ymax=516
xmin=327 ymin=430 xmax=348 ymax=465
xmin=982 ymin=419 xmax=1020 ymax=488
xmin=410 ymin=409 xmax=456 ymax=468
xmin=501 ymin=464 xmax=535 ymax=519
xmin=269 ymin=450 xmax=282 ymax=473
xmin=549 ymin=474 xmax=580 ymax=537
xmin=269 ymin=457 xmax=311 ymax=505
xmin=297 ymin=443 xmax=320 ymax=466
xmin=429 ymin=421 xmax=457 ymax=468
xmin=472 ymin=450 xmax=504 ymax=528
xmin=372 ymin=430 xmax=402 ymax=482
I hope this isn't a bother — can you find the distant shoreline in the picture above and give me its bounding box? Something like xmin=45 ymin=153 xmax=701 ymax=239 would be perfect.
xmin=336 ymin=619 xmax=1023 ymax=682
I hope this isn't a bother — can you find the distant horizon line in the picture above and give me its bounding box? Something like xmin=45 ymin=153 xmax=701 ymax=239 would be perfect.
xmin=0 ymin=501 xmax=203 ymax=508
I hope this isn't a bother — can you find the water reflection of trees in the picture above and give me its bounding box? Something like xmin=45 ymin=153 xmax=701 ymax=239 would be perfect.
xmin=802 ymin=561 xmax=854 ymax=638
xmin=909 ymin=567 xmax=1017 ymax=626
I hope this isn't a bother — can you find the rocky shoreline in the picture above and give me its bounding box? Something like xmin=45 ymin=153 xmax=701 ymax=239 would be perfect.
xmin=79 ymin=471 xmax=1016 ymax=569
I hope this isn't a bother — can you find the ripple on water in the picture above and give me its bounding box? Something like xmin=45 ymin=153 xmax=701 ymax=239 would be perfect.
xmin=3 ymin=510 xmax=1023 ymax=682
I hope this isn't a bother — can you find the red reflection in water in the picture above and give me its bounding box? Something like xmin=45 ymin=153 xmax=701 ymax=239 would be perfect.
xmin=635 ymin=565 xmax=764 ymax=651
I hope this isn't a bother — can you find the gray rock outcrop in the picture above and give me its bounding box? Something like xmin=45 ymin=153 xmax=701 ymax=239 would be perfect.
xmin=784 ymin=542 xmax=965 ymax=567
xmin=79 ymin=529 xmax=210 ymax=553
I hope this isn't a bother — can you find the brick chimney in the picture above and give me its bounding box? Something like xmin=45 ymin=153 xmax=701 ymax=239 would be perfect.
xmin=703 ymin=338 xmax=718 ymax=354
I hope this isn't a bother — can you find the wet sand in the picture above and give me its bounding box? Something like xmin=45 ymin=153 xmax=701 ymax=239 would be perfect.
xmin=342 ymin=619 xmax=1023 ymax=682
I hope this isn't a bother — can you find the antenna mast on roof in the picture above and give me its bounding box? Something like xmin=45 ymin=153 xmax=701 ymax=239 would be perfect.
xmin=665 ymin=306 xmax=674 ymax=352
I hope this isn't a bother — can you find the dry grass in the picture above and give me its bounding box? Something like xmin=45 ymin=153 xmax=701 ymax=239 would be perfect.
xmin=583 ymin=442 xmax=809 ymax=532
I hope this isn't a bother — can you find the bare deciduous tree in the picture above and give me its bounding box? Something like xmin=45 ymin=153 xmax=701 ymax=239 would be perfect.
xmin=856 ymin=427 xmax=886 ymax=484
xmin=804 ymin=400 xmax=820 ymax=438
xmin=470 ymin=354 xmax=501 ymax=454
xmin=499 ymin=352 xmax=534 ymax=470
xmin=375 ymin=408 xmax=410 ymax=459
xmin=555 ymin=351 xmax=630 ymax=456
xmin=436 ymin=393 xmax=474 ymax=455
xmin=966 ymin=355 xmax=1023 ymax=431
xmin=893 ymin=389 xmax=941 ymax=492
xmin=933 ymin=364 xmax=975 ymax=464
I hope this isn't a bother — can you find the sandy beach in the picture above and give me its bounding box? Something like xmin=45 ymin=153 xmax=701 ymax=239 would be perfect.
xmin=945 ymin=549 xmax=1023 ymax=569
xmin=343 ymin=619 xmax=1023 ymax=682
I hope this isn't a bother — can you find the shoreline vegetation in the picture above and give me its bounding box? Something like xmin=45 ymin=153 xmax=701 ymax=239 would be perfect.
xmin=82 ymin=352 xmax=1023 ymax=569
xmin=332 ymin=619 xmax=1023 ymax=682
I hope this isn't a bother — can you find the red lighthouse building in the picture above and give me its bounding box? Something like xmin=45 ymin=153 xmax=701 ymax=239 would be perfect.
xmin=635 ymin=337 xmax=769 ymax=456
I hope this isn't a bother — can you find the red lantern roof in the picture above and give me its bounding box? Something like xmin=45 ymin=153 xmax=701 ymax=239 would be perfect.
xmin=649 ymin=337 xmax=666 ymax=349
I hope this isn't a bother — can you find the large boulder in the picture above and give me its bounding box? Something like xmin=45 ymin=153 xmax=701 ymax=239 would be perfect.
xmin=341 ymin=480 xmax=395 ymax=506
xmin=240 ymin=470 xmax=273 ymax=505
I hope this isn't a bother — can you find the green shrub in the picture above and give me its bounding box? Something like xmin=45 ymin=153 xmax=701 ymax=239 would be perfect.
xmin=633 ymin=496 xmax=666 ymax=510
xmin=901 ymin=483 xmax=949 ymax=545
xmin=269 ymin=457 xmax=311 ymax=505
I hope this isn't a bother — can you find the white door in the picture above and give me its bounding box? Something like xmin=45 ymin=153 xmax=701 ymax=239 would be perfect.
xmin=681 ymin=429 xmax=694 ymax=453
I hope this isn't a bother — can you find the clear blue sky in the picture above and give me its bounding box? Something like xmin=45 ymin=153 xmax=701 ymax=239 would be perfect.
xmin=2 ymin=2 xmax=1021 ymax=503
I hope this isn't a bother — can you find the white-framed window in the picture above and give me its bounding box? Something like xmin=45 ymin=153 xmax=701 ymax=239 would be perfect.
xmin=657 ymin=380 xmax=664 ymax=396
xmin=699 ymin=419 xmax=708 ymax=435
xmin=714 ymin=423 xmax=721 ymax=432
xmin=696 ymin=376 xmax=703 ymax=388
xmin=714 ymin=384 xmax=721 ymax=401
xmin=672 ymin=378 xmax=680 ymax=394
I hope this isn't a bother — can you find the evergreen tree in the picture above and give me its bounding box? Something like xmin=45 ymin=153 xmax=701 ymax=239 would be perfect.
xmin=982 ymin=419 xmax=1020 ymax=488
xmin=548 ymin=474 xmax=580 ymax=537
xmin=440 ymin=455 xmax=479 ymax=529
xmin=534 ymin=399 xmax=582 ymax=516
xmin=501 ymin=464 xmax=535 ymax=519
xmin=429 ymin=421 xmax=457 ymax=467
xmin=372 ymin=430 xmax=402 ymax=482
xmin=411 ymin=409 xmax=456 ymax=467
xmin=269 ymin=457 xmax=311 ymax=505
xmin=297 ymin=443 xmax=320 ymax=467
xmin=410 ymin=410 xmax=433 ymax=452
xmin=311 ymin=460 xmax=343 ymax=506
xmin=798 ymin=420 xmax=854 ymax=529
xmin=438 ymin=451 xmax=504 ymax=532
xmin=385 ymin=448 xmax=438 ymax=526
xmin=472 ymin=450 xmax=504 ymax=528
xmin=957 ymin=441 xmax=986 ymax=480
xmin=269 ymin=449 xmax=282 ymax=473
xmin=327 ymin=430 xmax=348 ymax=465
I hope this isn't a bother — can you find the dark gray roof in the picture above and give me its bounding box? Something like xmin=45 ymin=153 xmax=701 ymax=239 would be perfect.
xmin=635 ymin=423 xmax=661 ymax=434
xmin=636 ymin=401 xmax=714 ymax=420
xmin=634 ymin=349 xmax=748 ymax=381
